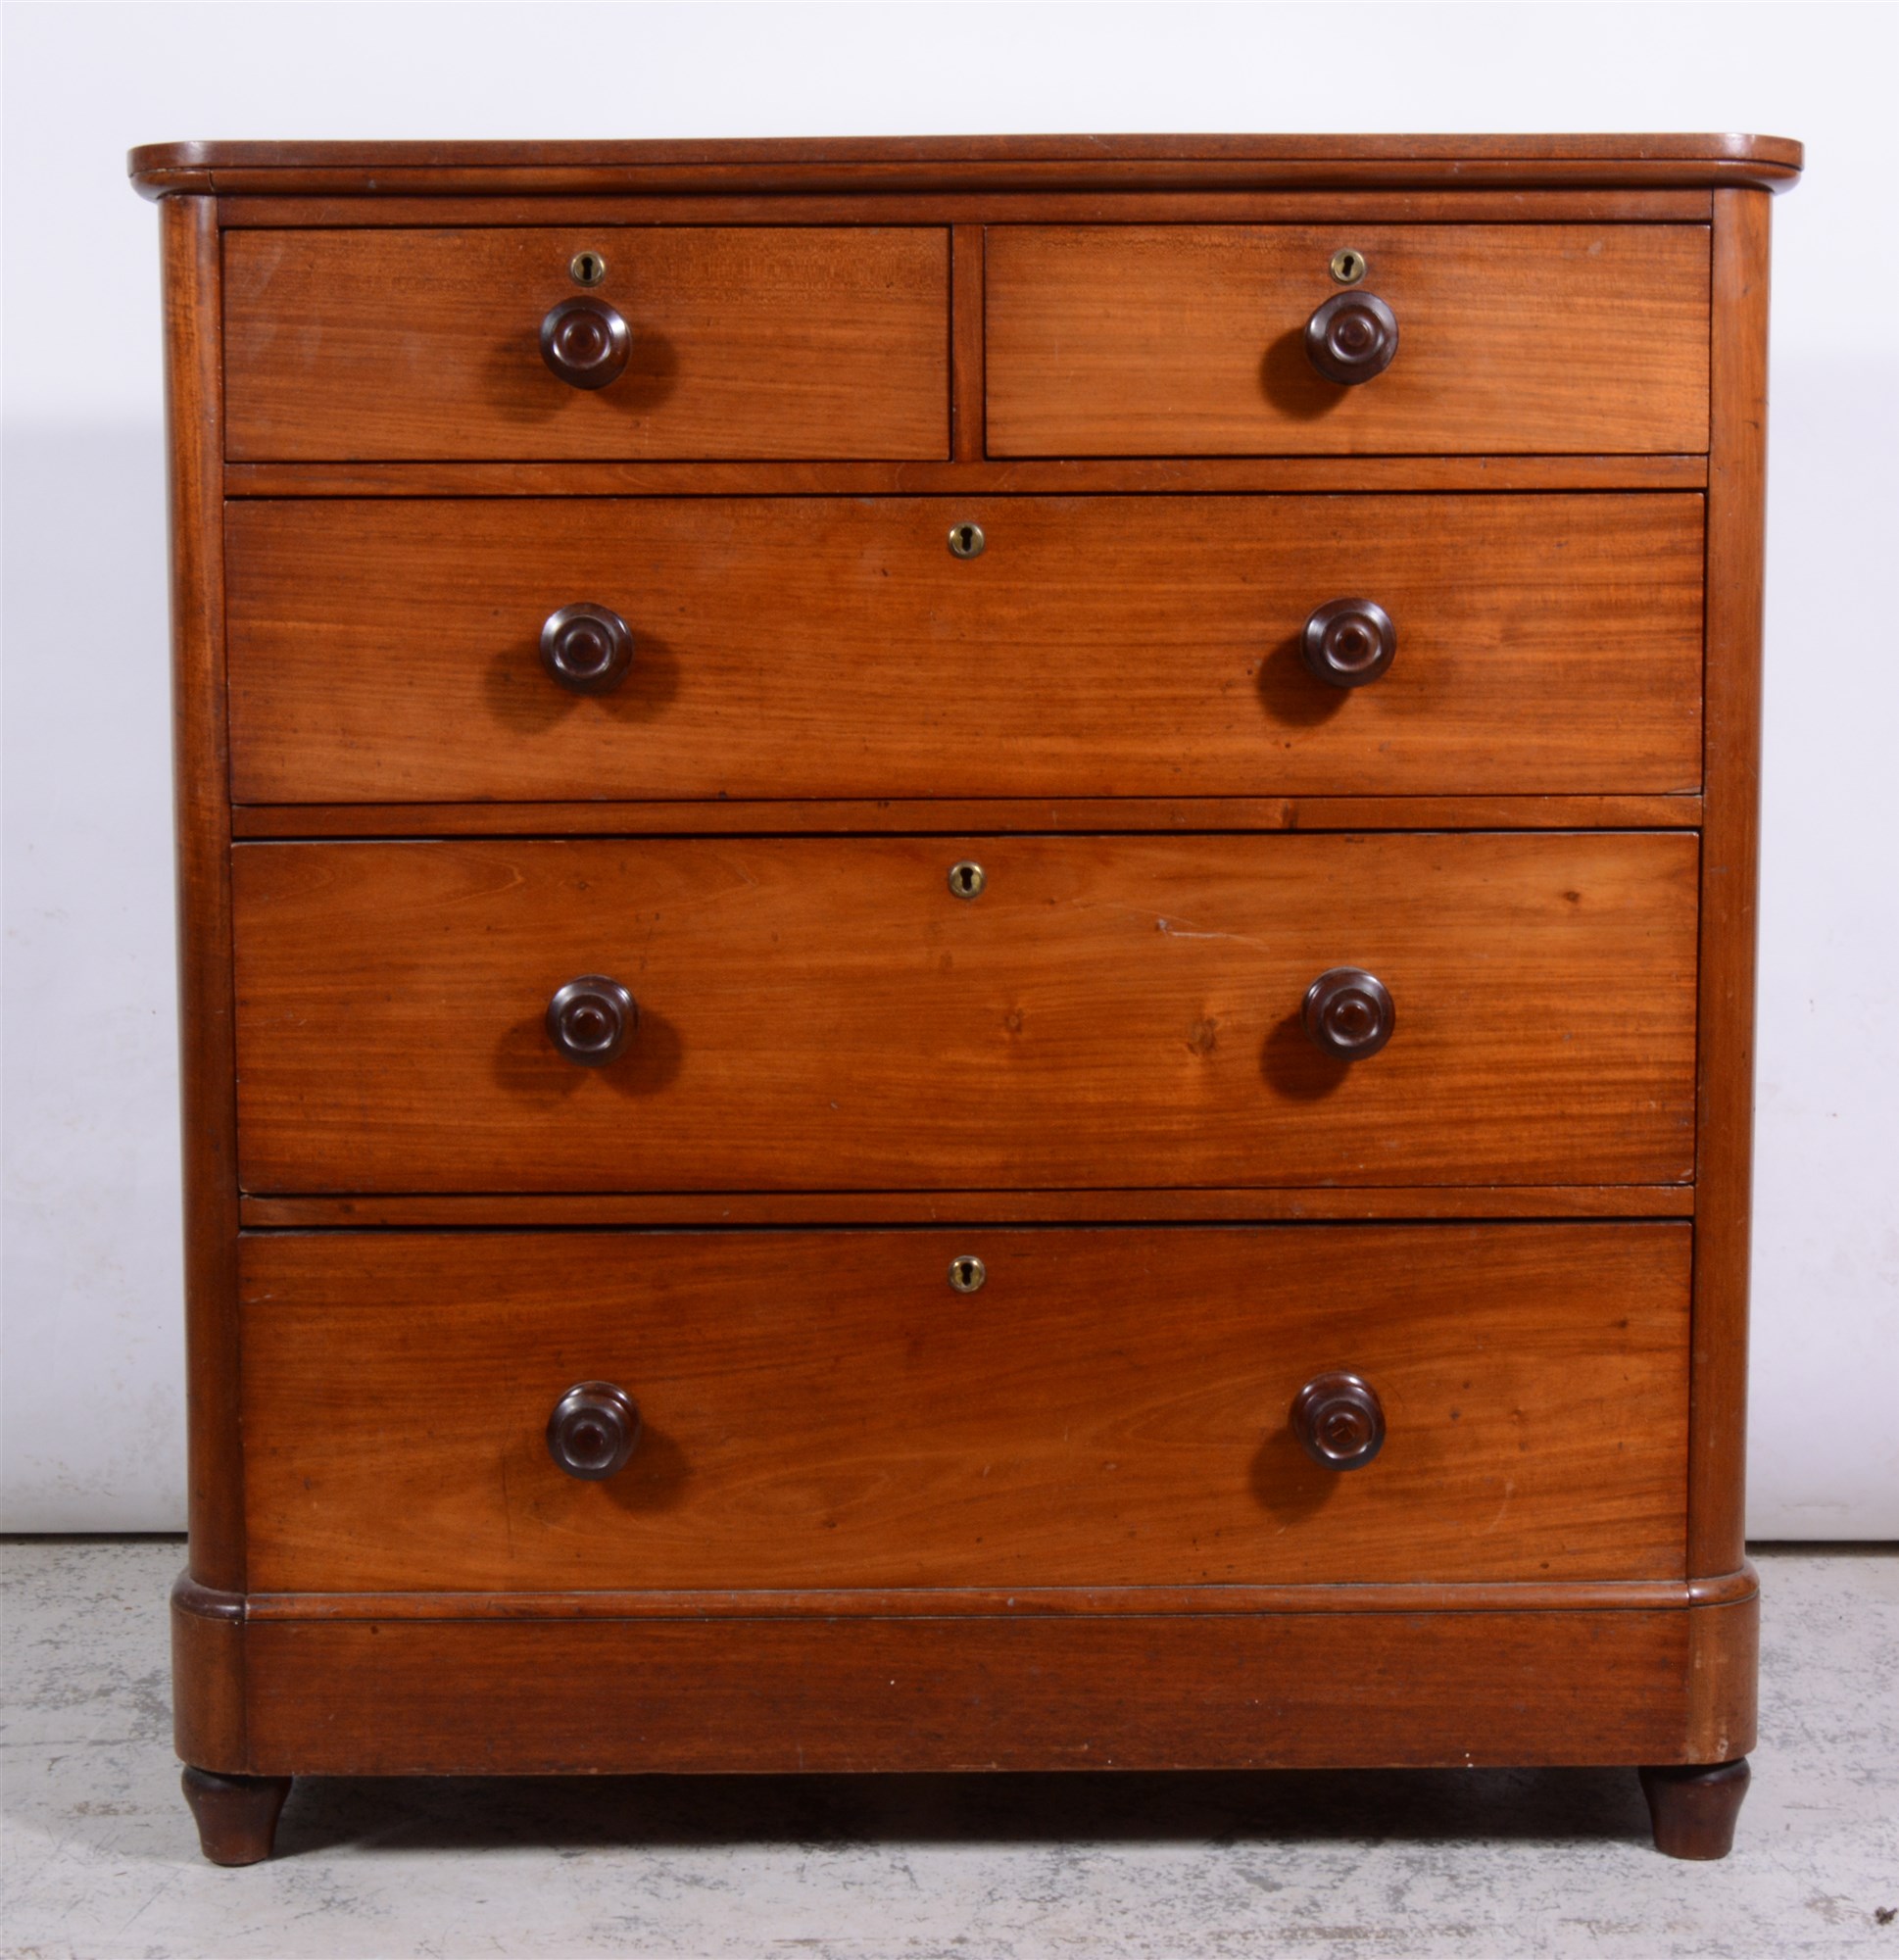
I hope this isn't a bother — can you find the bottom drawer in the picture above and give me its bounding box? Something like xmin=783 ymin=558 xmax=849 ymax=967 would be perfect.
xmin=240 ymin=1224 xmax=1689 ymax=1593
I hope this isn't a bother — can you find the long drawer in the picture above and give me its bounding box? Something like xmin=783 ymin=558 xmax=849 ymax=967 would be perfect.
xmin=224 ymin=494 xmax=1705 ymax=804
xmin=986 ymin=224 xmax=1710 ymax=455
xmin=230 ymin=832 xmax=1699 ymax=1193
xmin=239 ymin=1224 xmax=1692 ymax=1592
xmin=221 ymin=226 xmax=950 ymax=462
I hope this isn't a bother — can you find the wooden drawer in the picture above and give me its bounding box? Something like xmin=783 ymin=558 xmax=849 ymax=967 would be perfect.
xmin=225 ymin=493 xmax=1704 ymax=804
xmin=239 ymin=1224 xmax=1691 ymax=1592
xmin=222 ymin=227 xmax=950 ymax=461
xmin=230 ymin=832 xmax=1699 ymax=1193
xmin=986 ymin=225 xmax=1709 ymax=456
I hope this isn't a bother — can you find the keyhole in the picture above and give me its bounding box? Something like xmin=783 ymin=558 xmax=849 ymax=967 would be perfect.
xmin=569 ymin=250 xmax=608 ymax=286
xmin=1329 ymin=248 xmax=1367 ymax=285
xmin=948 ymin=859 xmax=986 ymax=900
xmin=948 ymin=521 xmax=986 ymax=560
xmin=948 ymin=1255 xmax=987 ymax=1294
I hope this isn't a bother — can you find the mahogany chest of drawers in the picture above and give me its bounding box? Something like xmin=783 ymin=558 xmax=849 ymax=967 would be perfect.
xmin=132 ymin=133 xmax=1801 ymax=1866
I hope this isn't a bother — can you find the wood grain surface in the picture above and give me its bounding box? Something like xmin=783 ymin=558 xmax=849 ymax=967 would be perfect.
xmin=209 ymin=191 xmax=1719 ymax=231
xmin=1689 ymin=189 xmax=1774 ymax=1578
xmin=236 ymin=1185 xmax=1698 ymax=1228
xmin=237 ymin=1601 xmax=1751 ymax=1776
xmin=230 ymin=832 xmax=1701 ymax=1193
xmin=224 ymin=494 xmax=1705 ymax=803
xmin=987 ymin=225 xmax=1710 ymax=456
xmin=222 ymin=227 xmax=949 ymax=462
xmin=226 ymin=796 xmax=1703 ymax=840
xmin=160 ymin=198 xmax=248 ymax=1594
xmin=220 ymin=455 xmax=1710 ymax=497
xmin=239 ymin=1224 xmax=1689 ymax=1592
xmin=128 ymin=130 xmax=1805 ymax=200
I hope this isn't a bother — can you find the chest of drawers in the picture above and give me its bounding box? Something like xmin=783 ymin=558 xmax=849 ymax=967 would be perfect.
xmin=132 ymin=132 xmax=1800 ymax=1867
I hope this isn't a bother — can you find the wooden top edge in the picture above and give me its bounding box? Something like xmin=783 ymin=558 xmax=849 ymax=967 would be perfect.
xmin=127 ymin=132 xmax=1804 ymax=198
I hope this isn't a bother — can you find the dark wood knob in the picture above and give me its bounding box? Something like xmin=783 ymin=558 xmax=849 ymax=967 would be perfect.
xmin=540 ymin=604 xmax=633 ymax=694
xmin=540 ymin=297 xmax=630 ymax=389
xmin=1302 ymin=598 xmax=1396 ymax=689
xmin=546 ymin=975 xmax=637 ymax=1065
xmin=547 ymin=1381 xmax=641 ymax=1480
xmin=1290 ymin=1371 xmax=1386 ymax=1470
xmin=1304 ymin=291 xmax=1399 ymax=385
xmin=1301 ymin=967 xmax=1395 ymax=1060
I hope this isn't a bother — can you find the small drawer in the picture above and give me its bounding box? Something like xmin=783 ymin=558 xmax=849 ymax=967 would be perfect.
xmin=231 ymin=832 xmax=1700 ymax=1194
xmin=225 ymin=493 xmax=1704 ymax=804
xmin=222 ymin=227 xmax=950 ymax=462
xmin=239 ymin=1223 xmax=1691 ymax=1593
xmin=986 ymin=224 xmax=1710 ymax=457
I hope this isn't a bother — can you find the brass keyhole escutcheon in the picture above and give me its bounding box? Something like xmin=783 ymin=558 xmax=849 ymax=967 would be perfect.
xmin=1329 ymin=247 xmax=1368 ymax=285
xmin=948 ymin=521 xmax=986 ymax=560
xmin=569 ymin=249 xmax=609 ymax=286
xmin=948 ymin=1255 xmax=987 ymax=1295
xmin=948 ymin=859 xmax=986 ymax=901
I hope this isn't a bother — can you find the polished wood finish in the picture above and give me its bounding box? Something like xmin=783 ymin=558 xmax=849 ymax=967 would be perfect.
xmin=179 ymin=1768 xmax=292 ymax=1867
xmin=228 ymin=794 xmax=1703 ymax=838
xmin=128 ymin=132 xmax=1804 ymax=200
xmin=210 ymin=190 xmax=1721 ymax=231
xmin=243 ymin=1565 xmax=1761 ymax=1622
xmin=1689 ymin=190 xmax=1774 ymax=1580
xmin=222 ymin=454 xmax=1710 ymax=496
xmin=238 ymin=1185 xmax=1699 ymax=1227
xmin=160 ymin=198 xmax=246 ymax=1596
xmin=538 ymin=296 xmax=630 ymax=389
xmin=224 ymin=495 xmax=1705 ymax=803
xmin=1302 ymin=597 xmax=1397 ymax=689
xmin=239 ymin=1224 xmax=1690 ymax=1593
xmin=538 ymin=603 xmax=633 ymax=694
xmin=223 ymin=227 xmax=950 ymax=462
xmin=170 ymin=1574 xmax=246 ymax=1770
xmin=237 ymin=1603 xmax=1755 ymax=1777
xmin=545 ymin=1381 xmax=642 ymax=1481
xmin=1290 ymin=1371 xmax=1388 ymax=1469
xmin=544 ymin=974 xmax=637 ymax=1066
xmin=1301 ymin=967 xmax=1396 ymax=1061
xmin=987 ymin=226 xmax=1709 ymax=456
xmin=1304 ymin=290 xmax=1400 ymax=385
xmin=229 ymin=833 xmax=1699 ymax=1193
xmin=1640 ymin=1758 xmax=1752 ymax=1860
xmin=140 ymin=136 xmax=1793 ymax=1858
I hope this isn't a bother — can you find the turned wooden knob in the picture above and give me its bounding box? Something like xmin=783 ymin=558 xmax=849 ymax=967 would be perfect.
xmin=541 ymin=604 xmax=633 ymax=694
xmin=1305 ymin=291 xmax=1399 ymax=385
xmin=540 ymin=297 xmax=630 ymax=389
xmin=546 ymin=975 xmax=637 ymax=1065
xmin=1301 ymin=967 xmax=1395 ymax=1060
xmin=1291 ymin=1371 xmax=1386 ymax=1470
xmin=547 ymin=1381 xmax=641 ymax=1480
xmin=1302 ymin=598 xmax=1396 ymax=689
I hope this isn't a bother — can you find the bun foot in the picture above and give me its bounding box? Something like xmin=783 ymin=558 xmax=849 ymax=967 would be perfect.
xmin=1639 ymin=1757 xmax=1751 ymax=1859
xmin=181 ymin=1767 xmax=292 ymax=1865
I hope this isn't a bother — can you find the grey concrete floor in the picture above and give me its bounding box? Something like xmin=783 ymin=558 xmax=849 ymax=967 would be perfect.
xmin=2 ymin=1541 xmax=1893 ymax=1959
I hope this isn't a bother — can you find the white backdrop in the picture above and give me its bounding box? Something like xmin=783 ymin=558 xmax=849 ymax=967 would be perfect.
xmin=3 ymin=1 xmax=1894 ymax=1534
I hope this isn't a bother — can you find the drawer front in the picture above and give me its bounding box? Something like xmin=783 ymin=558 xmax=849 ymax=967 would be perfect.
xmin=231 ymin=833 xmax=1699 ymax=1193
xmin=240 ymin=1224 xmax=1691 ymax=1592
xmin=226 ymin=494 xmax=1704 ymax=803
xmin=222 ymin=227 xmax=950 ymax=462
xmin=987 ymin=225 xmax=1710 ymax=456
